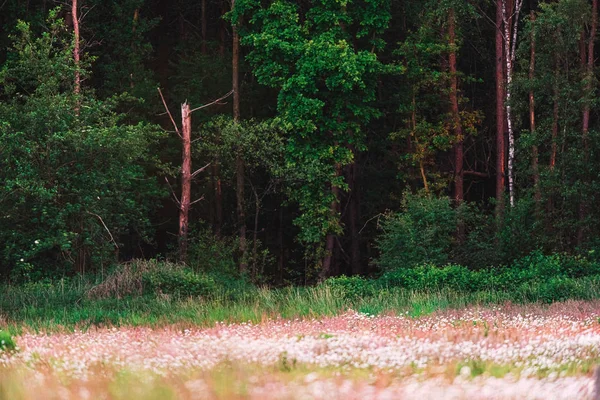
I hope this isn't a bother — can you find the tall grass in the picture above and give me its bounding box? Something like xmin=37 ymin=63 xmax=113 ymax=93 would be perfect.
xmin=2 ymin=260 xmax=600 ymax=333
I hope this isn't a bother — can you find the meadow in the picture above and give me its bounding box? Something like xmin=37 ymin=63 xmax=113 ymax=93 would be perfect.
xmin=2 ymin=261 xmax=600 ymax=399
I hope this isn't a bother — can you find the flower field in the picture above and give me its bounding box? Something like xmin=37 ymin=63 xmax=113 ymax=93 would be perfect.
xmin=2 ymin=301 xmax=600 ymax=399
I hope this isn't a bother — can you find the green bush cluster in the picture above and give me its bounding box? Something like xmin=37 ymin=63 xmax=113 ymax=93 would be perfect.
xmin=0 ymin=330 xmax=16 ymax=352
xmin=142 ymin=268 xmax=218 ymax=298
xmin=325 ymin=252 xmax=600 ymax=303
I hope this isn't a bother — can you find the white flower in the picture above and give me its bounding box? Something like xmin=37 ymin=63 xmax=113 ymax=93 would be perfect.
xmin=34 ymin=240 xmax=40 ymax=245
xmin=20 ymin=258 xmax=24 ymax=262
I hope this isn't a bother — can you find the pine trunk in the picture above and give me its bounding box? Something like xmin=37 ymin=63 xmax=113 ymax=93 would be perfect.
xmin=529 ymin=11 xmax=541 ymax=213
xmin=72 ymin=0 xmax=81 ymax=112
xmin=232 ymin=1 xmax=247 ymax=272
xmin=321 ymin=166 xmax=341 ymax=280
xmin=578 ymin=0 xmax=597 ymax=246
xmin=179 ymin=103 xmax=192 ymax=263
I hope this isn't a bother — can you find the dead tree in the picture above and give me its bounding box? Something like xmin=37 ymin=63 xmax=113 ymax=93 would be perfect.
xmin=159 ymin=88 xmax=234 ymax=263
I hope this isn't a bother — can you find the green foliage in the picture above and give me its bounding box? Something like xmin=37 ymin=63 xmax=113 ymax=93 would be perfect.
xmin=392 ymin=0 xmax=482 ymax=191
xmin=0 ymin=13 xmax=165 ymax=278
xmin=142 ymin=268 xmax=217 ymax=298
xmin=323 ymin=275 xmax=377 ymax=299
xmin=377 ymin=252 xmax=600 ymax=302
xmin=86 ymin=0 xmax=159 ymax=103
xmin=239 ymin=0 xmax=391 ymax=262
xmin=0 ymin=331 xmax=16 ymax=352
xmin=187 ymin=229 xmax=239 ymax=275
xmin=375 ymin=192 xmax=457 ymax=269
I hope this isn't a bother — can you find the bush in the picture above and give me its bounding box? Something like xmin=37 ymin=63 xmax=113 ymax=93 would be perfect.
xmin=142 ymin=268 xmax=217 ymax=298
xmin=375 ymin=192 xmax=457 ymax=270
xmin=0 ymin=330 xmax=16 ymax=352
xmin=378 ymin=252 xmax=600 ymax=297
xmin=323 ymin=275 xmax=377 ymax=299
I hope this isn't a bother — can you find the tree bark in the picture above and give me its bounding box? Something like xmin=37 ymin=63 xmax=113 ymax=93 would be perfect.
xmin=449 ymin=8 xmax=463 ymax=204
xmin=201 ymin=0 xmax=207 ymax=54
xmin=220 ymin=0 xmax=227 ymax=57
xmin=529 ymin=11 xmax=541 ymax=213
xmin=72 ymin=0 xmax=81 ymax=113
xmin=578 ymin=0 xmax=597 ymax=246
xmin=232 ymin=0 xmax=247 ymax=272
xmin=179 ymin=102 xmax=192 ymax=264
xmin=277 ymin=205 xmax=285 ymax=285
xmin=346 ymin=158 xmax=361 ymax=275
xmin=502 ymin=0 xmax=523 ymax=208
xmin=495 ymin=0 xmax=506 ymax=222
xmin=321 ymin=165 xmax=341 ymax=280
xmin=449 ymin=7 xmax=465 ymax=242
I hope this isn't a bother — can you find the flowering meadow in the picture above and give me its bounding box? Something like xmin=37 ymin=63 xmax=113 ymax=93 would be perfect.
xmin=2 ymin=301 xmax=600 ymax=399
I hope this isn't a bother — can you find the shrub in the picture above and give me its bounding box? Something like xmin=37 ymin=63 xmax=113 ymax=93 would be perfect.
xmin=323 ymin=275 xmax=377 ymax=299
xmin=0 ymin=330 xmax=16 ymax=352
xmin=142 ymin=268 xmax=217 ymax=298
xmin=377 ymin=252 xmax=600 ymax=295
xmin=375 ymin=192 xmax=457 ymax=270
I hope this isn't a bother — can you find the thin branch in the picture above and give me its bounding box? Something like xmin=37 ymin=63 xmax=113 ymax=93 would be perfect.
xmin=164 ymin=176 xmax=181 ymax=206
xmin=158 ymin=87 xmax=181 ymax=138
xmin=190 ymin=90 xmax=234 ymax=113
xmin=86 ymin=211 xmax=119 ymax=249
xmin=191 ymin=162 xmax=212 ymax=179
xmin=190 ymin=195 xmax=205 ymax=206
xmin=358 ymin=213 xmax=384 ymax=234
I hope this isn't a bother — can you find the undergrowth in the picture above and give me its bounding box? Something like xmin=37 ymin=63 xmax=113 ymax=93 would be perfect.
xmin=2 ymin=256 xmax=600 ymax=333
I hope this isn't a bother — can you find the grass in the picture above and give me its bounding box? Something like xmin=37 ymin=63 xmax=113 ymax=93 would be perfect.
xmin=2 ymin=259 xmax=600 ymax=333
xmin=0 ymin=279 xmax=586 ymax=334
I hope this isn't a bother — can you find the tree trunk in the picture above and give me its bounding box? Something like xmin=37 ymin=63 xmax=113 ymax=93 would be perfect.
xmin=72 ymin=0 xmax=81 ymax=112
xmin=495 ymin=0 xmax=506 ymax=222
xmin=449 ymin=7 xmax=465 ymax=242
xmin=220 ymin=0 xmax=227 ymax=57
xmin=321 ymin=166 xmax=341 ymax=280
xmin=201 ymin=0 xmax=207 ymax=54
xmin=578 ymin=0 xmax=597 ymax=246
xmin=179 ymin=102 xmax=192 ymax=263
xmin=250 ymin=182 xmax=260 ymax=278
xmin=232 ymin=0 xmax=247 ymax=272
xmin=550 ymin=58 xmax=559 ymax=170
xmin=529 ymin=11 xmax=541 ymax=213
xmin=502 ymin=0 xmax=523 ymax=209
xmin=212 ymin=163 xmax=223 ymax=237
xmin=346 ymin=159 xmax=361 ymax=275
xmin=277 ymin=205 xmax=285 ymax=285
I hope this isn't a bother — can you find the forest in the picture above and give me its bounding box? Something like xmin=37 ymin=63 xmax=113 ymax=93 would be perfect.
xmin=4 ymin=1 xmax=600 ymax=398
xmin=1 ymin=0 xmax=600 ymax=284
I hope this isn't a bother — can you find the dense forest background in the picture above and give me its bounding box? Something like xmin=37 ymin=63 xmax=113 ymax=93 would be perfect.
xmin=1 ymin=0 xmax=600 ymax=285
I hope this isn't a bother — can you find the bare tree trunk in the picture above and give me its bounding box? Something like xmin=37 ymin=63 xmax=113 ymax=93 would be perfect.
xmin=449 ymin=7 xmax=465 ymax=242
xmin=130 ymin=8 xmax=139 ymax=89
xmin=220 ymin=0 xmax=227 ymax=57
xmin=502 ymin=0 xmax=523 ymax=208
xmin=277 ymin=206 xmax=284 ymax=285
xmin=529 ymin=11 xmax=541 ymax=213
xmin=179 ymin=102 xmax=192 ymax=263
xmin=201 ymin=0 xmax=207 ymax=54
xmin=410 ymin=94 xmax=430 ymax=193
xmin=321 ymin=165 xmax=341 ymax=280
xmin=232 ymin=0 xmax=247 ymax=272
xmin=346 ymin=159 xmax=361 ymax=275
xmin=212 ymin=163 xmax=223 ymax=237
xmin=72 ymin=0 xmax=81 ymax=113
xmin=250 ymin=182 xmax=260 ymax=278
xmin=496 ymin=0 xmax=506 ymax=222
xmin=578 ymin=0 xmax=597 ymax=246
xmin=550 ymin=58 xmax=559 ymax=171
